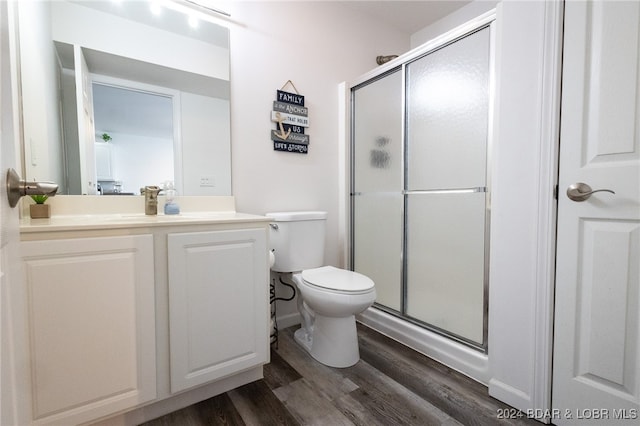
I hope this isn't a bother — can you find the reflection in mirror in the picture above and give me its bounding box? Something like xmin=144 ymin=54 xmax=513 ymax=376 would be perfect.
xmin=93 ymin=82 xmax=175 ymax=195
xmin=17 ymin=0 xmax=231 ymax=196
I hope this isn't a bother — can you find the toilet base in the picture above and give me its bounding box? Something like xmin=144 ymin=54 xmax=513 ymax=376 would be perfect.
xmin=293 ymin=327 xmax=313 ymax=352
xmin=294 ymin=314 xmax=360 ymax=368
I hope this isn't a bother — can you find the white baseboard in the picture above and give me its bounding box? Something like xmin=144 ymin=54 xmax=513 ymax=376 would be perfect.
xmin=90 ymin=367 xmax=263 ymax=426
xmin=488 ymin=378 xmax=533 ymax=412
xmin=275 ymin=312 xmax=300 ymax=330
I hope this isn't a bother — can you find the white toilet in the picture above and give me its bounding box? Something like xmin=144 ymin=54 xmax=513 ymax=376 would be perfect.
xmin=266 ymin=211 xmax=376 ymax=368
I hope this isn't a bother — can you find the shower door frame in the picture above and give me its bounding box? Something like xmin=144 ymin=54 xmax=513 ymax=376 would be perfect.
xmin=349 ymin=13 xmax=496 ymax=352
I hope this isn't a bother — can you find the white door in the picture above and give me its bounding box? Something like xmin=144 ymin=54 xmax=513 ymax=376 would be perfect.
xmin=0 ymin=2 xmax=29 ymax=425
xmin=74 ymin=45 xmax=97 ymax=195
xmin=553 ymin=1 xmax=640 ymax=424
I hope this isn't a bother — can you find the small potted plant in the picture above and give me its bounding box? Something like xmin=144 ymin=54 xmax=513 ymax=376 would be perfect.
xmin=30 ymin=194 xmax=50 ymax=219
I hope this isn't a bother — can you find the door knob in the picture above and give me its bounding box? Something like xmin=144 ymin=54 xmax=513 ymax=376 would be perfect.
xmin=566 ymin=182 xmax=615 ymax=202
xmin=6 ymin=168 xmax=58 ymax=208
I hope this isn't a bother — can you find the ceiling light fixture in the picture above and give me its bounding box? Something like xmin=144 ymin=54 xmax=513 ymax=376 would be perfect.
xmin=180 ymin=0 xmax=230 ymax=18
xmin=188 ymin=15 xmax=199 ymax=29
xmin=149 ymin=1 xmax=163 ymax=16
xmin=163 ymin=0 xmax=233 ymax=28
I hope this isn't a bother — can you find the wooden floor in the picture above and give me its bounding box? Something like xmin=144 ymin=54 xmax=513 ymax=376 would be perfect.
xmin=141 ymin=324 xmax=538 ymax=426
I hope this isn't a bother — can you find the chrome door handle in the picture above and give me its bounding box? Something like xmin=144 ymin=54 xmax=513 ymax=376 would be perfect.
xmin=566 ymin=182 xmax=615 ymax=202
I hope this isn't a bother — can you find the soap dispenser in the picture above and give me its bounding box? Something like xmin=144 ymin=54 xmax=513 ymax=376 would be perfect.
xmin=163 ymin=181 xmax=180 ymax=215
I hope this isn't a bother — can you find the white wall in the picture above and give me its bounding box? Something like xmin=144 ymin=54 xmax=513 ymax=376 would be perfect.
xmin=51 ymin=1 xmax=228 ymax=81
xmin=181 ymin=92 xmax=231 ymax=195
xmin=488 ymin=0 xmax=561 ymax=414
xmin=17 ymin=1 xmax=64 ymax=189
xmin=107 ymin=132 xmax=174 ymax=194
xmin=228 ymin=1 xmax=410 ymax=268
xmin=411 ymin=0 xmax=499 ymax=48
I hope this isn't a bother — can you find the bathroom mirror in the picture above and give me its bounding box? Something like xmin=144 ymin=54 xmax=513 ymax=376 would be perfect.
xmin=17 ymin=0 xmax=231 ymax=196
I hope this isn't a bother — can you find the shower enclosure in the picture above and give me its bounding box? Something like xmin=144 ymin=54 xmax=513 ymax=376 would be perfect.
xmin=350 ymin=22 xmax=492 ymax=350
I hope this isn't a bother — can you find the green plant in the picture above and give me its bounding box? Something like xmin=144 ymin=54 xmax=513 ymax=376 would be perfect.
xmin=30 ymin=194 xmax=49 ymax=204
xmin=101 ymin=133 xmax=112 ymax=142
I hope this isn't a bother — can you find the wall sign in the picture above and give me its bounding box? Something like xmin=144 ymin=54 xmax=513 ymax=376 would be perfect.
xmin=271 ymin=81 xmax=309 ymax=154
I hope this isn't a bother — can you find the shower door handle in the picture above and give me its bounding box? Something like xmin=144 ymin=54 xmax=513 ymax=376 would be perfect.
xmin=566 ymin=182 xmax=615 ymax=202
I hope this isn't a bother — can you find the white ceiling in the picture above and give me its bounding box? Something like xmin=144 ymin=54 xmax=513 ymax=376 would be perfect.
xmin=340 ymin=0 xmax=473 ymax=34
xmin=93 ymin=84 xmax=174 ymax=139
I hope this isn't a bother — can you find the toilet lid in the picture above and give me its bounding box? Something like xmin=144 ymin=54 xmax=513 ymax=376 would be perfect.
xmin=302 ymin=266 xmax=374 ymax=293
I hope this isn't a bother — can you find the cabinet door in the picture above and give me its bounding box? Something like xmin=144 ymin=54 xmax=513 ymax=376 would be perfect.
xmin=21 ymin=235 xmax=156 ymax=425
xmin=168 ymin=228 xmax=268 ymax=393
xmin=95 ymin=141 xmax=113 ymax=180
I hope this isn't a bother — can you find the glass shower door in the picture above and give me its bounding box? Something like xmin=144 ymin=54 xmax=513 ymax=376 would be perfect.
xmin=405 ymin=27 xmax=490 ymax=346
xmin=351 ymin=69 xmax=403 ymax=312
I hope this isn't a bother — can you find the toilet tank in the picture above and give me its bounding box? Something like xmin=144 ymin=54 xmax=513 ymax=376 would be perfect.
xmin=265 ymin=211 xmax=327 ymax=272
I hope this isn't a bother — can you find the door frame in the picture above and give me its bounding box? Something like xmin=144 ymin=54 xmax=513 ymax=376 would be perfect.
xmin=487 ymin=0 xmax=564 ymax=419
xmin=530 ymin=0 xmax=564 ymax=417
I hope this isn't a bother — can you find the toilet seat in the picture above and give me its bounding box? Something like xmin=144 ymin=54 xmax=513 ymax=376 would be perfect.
xmin=301 ymin=266 xmax=374 ymax=294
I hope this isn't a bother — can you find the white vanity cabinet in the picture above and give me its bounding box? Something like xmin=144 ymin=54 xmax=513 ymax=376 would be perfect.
xmin=20 ymin=235 xmax=157 ymax=426
xmin=18 ymin=208 xmax=270 ymax=425
xmin=168 ymin=228 xmax=269 ymax=393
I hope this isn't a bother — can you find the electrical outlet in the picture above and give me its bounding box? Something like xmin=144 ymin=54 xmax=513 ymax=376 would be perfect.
xmin=30 ymin=138 xmax=38 ymax=166
xmin=199 ymin=176 xmax=216 ymax=187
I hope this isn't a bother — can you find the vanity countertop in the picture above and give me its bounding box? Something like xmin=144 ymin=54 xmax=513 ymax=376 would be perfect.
xmin=19 ymin=195 xmax=272 ymax=233
xmin=20 ymin=211 xmax=271 ymax=233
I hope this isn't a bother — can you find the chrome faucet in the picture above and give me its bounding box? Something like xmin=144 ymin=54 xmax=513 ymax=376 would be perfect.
xmin=141 ymin=186 xmax=162 ymax=215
